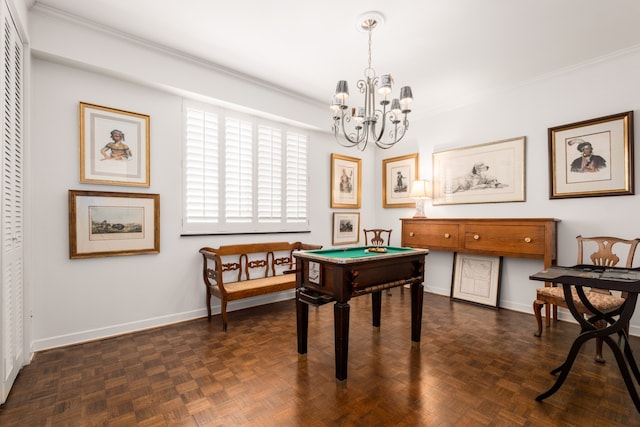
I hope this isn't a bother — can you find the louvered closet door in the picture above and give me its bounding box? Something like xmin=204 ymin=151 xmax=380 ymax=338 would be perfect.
xmin=1 ymin=0 xmax=24 ymax=404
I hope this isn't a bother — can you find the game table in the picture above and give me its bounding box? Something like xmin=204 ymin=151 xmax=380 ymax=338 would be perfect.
xmin=530 ymin=265 xmax=640 ymax=412
xmin=294 ymin=246 xmax=429 ymax=382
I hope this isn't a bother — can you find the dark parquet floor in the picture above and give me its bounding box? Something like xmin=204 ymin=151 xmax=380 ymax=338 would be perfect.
xmin=1 ymin=291 xmax=640 ymax=426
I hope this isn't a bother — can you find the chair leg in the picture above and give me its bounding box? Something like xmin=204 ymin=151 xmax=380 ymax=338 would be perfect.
xmin=595 ymin=320 xmax=606 ymax=363
xmin=595 ymin=337 xmax=605 ymax=363
xmin=533 ymin=299 xmax=544 ymax=337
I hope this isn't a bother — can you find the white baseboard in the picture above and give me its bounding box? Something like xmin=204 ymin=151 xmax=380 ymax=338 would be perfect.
xmin=32 ymin=290 xmax=296 ymax=352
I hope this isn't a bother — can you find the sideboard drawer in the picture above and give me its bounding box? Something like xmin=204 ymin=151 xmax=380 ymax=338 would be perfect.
xmin=403 ymin=221 xmax=459 ymax=250
xmin=463 ymin=224 xmax=545 ymax=256
xmin=401 ymin=218 xmax=558 ymax=264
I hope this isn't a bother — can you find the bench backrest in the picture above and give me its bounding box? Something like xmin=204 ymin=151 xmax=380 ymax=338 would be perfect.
xmin=200 ymin=241 xmax=321 ymax=283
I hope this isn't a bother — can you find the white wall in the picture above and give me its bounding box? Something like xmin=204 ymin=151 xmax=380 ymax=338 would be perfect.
xmin=27 ymin=6 xmax=640 ymax=351
xmin=378 ymin=48 xmax=640 ymax=334
xmin=28 ymin=8 xmax=378 ymax=351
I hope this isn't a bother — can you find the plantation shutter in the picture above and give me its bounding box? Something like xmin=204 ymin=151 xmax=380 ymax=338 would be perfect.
xmin=181 ymin=101 xmax=309 ymax=234
xmin=225 ymin=117 xmax=252 ymax=223
xmin=257 ymin=124 xmax=282 ymax=222
xmin=183 ymin=106 xmax=219 ymax=231
xmin=285 ymin=132 xmax=308 ymax=222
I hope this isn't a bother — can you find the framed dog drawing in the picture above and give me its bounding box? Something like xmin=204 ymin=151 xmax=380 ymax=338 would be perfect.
xmin=432 ymin=137 xmax=526 ymax=205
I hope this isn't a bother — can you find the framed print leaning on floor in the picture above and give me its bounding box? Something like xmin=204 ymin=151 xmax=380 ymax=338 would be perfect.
xmin=548 ymin=111 xmax=634 ymax=199
xmin=79 ymin=102 xmax=151 ymax=187
xmin=451 ymin=253 xmax=502 ymax=309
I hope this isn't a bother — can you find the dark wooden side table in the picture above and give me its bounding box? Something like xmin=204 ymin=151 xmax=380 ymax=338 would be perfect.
xmin=530 ymin=265 xmax=640 ymax=412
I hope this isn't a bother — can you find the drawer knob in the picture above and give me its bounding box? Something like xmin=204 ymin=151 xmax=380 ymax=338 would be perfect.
xmin=524 ymin=237 xmax=532 ymax=243
xmin=473 ymin=234 xmax=480 ymax=240
xmin=444 ymin=233 xmax=451 ymax=239
xmin=409 ymin=232 xmax=415 ymax=237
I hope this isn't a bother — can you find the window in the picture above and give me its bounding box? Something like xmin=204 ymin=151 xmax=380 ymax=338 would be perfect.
xmin=182 ymin=101 xmax=309 ymax=234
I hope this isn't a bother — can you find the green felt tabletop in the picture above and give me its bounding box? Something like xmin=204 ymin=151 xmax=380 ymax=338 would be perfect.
xmin=302 ymin=246 xmax=417 ymax=260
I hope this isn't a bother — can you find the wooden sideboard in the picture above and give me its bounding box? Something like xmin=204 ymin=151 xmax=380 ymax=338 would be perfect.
xmin=401 ymin=218 xmax=559 ymax=268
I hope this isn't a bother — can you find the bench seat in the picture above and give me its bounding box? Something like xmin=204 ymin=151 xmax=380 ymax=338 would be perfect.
xmin=199 ymin=241 xmax=321 ymax=331
xmin=224 ymin=274 xmax=296 ymax=300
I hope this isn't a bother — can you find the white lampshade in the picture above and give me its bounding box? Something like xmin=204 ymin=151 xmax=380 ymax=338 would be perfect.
xmin=409 ymin=179 xmax=432 ymax=199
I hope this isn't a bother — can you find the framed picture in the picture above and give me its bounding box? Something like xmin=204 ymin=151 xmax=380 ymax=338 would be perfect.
xmin=332 ymin=212 xmax=360 ymax=245
xmin=548 ymin=111 xmax=634 ymax=199
xmin=69 ymin=190 xmax=160 ymax=259
xmin=382 ymin=153 xmax=419 ymax=208
xmin=79 ymin=102 xmax=151 ymax=187
xmin=432 ymin=136 xmax=525 ymax=205
xmin=331 ymin=153 xmax=361 ymax=208
xmin=451 ymin=253 xmax=502 ymax=308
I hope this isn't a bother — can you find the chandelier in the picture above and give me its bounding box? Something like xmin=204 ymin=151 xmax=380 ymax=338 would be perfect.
xmin=331 ymin=12 xmax=413 ymax=151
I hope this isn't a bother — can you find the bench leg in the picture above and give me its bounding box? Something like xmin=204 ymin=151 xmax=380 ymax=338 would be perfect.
xmin=221 ymin=299 xmax=228 ymax=332
xmin=206 ymin=288 xmax=212 ymax=320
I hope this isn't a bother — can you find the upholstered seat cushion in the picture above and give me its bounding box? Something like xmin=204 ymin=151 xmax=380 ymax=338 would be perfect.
xmin=536 ymin=286 xmax=625 ymax=313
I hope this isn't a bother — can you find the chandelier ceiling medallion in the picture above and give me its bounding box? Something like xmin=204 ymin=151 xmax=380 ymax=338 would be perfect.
xmin=331 ymin=11 xmax=413 ymax=151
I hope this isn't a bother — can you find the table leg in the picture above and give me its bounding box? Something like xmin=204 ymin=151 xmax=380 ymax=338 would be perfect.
xmin=604 ymin=332 xmax=640 ymax=412
xmin=537 ymin=287 xmax=640 ymax=413
xmin=334 ymin=302 xmax=350 ymax=381
xmin=371 ymin=291 xmax=382 ymax=327
xmin=410 ymin=280 xmax=424 ymax=344
xmin=296 ymin=290 xmax=309 ymax=355
xmin=536 ymin=328 xmax=596 ymax=401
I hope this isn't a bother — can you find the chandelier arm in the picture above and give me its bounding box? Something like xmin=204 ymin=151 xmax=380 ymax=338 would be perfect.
xmin=375 ymin=123 xmax=407 ymax=149
xmin=340 ymin=111 xmax=366 ymax=145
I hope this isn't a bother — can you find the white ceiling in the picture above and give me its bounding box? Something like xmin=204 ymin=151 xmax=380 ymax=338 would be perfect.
xmin=31 ymin=0 xmax=640 ymax=116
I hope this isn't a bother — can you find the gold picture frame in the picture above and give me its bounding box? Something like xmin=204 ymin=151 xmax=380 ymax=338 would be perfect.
xmin=332 ymin=212 xmax=360 ymax=245
xmin=331 ymin=153 xmax=361 ymax=208
xmin=548 ymin=111 xmax=634 ymax=199
xmin=79 ymin=102 xmax=151 ymax=187
xmin=382 ymin=153 xmax=419 ymax=208
xmin=69 ymin=190 xmax=160 ymax=259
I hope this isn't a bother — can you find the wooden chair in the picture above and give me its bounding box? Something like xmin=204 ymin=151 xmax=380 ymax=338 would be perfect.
xmin=363 ymin=228 xmax=392 ymax=247
xmin=533 ymin=235 xmax=640 ymax=363
xmin=363 ymin=228 xmax=396 ymax=295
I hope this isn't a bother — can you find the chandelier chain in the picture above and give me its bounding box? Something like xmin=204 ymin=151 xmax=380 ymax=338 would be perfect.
xmin=367 ymin=26 xmax=372 ymax=71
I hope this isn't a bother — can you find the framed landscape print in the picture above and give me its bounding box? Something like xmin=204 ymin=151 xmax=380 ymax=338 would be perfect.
xmin=382 ymin=153 xmax=419 ymax=208
xmin=331 ymin=153 xmax=361 ymax=208
xmin=451 ymin=253 xmax=502 ymax=309
xmin=548 ymin=111 xmax=634 ymax=199
xmin=69 ymin=190 xmax=160 ymax=258
xmin=432 ymin=136 xmax=525 ymax=205
xmin=80 ymin=102 xmax=151 ymax=187
xmin=332 ymin=212 xmax=360 ymax=245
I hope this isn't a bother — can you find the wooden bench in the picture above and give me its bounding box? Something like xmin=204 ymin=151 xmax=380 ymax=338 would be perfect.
xmin=199 ymin=241 xmax=322 ymax=331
